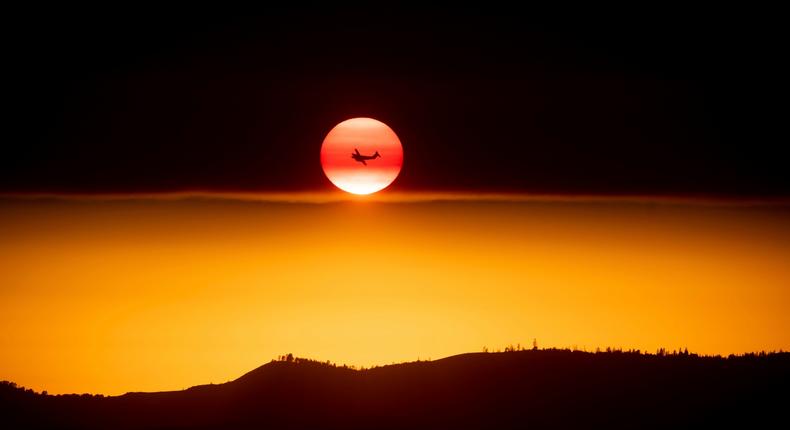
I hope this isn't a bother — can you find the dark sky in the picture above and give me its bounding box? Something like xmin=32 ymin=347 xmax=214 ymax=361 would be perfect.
xmin=3 ymin=6 xmax=786 ymax=196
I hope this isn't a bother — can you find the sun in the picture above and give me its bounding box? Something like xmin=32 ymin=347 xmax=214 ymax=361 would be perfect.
xmin=320 ymin=118 xmax=404 ymax=195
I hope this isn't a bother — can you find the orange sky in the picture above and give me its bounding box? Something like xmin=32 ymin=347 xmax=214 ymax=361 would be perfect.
xmin=1 ymin=193 xmax=789 ymax=395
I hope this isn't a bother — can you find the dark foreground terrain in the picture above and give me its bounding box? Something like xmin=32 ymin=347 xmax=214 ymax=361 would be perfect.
xmin=2 ymin=349 xmax=788 ymax=429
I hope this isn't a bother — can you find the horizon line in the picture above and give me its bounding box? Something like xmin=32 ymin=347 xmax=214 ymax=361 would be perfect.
xmin=1 ymin=190 xmax=789 ymax=207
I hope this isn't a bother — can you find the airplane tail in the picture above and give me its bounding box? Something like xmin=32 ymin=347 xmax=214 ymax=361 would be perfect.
xmin=374 ymin=151 xmax=380 ymax=158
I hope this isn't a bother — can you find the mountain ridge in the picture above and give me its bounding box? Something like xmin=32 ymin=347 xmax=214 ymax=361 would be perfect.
xmin=3 ymin=349 xmax=788 ymax=429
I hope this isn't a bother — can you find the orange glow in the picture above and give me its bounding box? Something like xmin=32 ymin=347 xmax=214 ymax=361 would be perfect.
xmin=1 ymin=194 xmax=789 ymax=395
xmin=320 ymin=118 xmax=403 ymax=194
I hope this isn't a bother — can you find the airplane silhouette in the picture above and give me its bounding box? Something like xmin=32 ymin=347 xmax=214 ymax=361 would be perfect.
xmin=351 ymin=148 xmax=381 ymax=166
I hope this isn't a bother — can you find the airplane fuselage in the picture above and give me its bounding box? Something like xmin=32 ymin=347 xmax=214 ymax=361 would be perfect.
xmin=351 ymin=149 xmax=380 ymax=166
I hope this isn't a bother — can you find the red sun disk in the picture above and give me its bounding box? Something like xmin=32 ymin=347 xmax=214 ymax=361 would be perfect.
xmin=320 ymin=118 xmax=404 ymax=195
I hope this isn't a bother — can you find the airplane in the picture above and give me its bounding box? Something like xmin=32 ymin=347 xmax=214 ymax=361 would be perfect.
xmin=351 ymin=148 xmax=381 ymax=166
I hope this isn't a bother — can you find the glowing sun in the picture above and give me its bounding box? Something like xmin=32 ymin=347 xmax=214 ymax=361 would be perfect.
xmin=320 ymin=117 xmax=404 ymax=195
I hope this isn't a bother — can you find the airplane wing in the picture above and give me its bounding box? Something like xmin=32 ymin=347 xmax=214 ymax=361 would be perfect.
xmin=354 ymin=148 xmax=361 ymax=155
xmin=361 ymin=160 xmax=367 ymax=166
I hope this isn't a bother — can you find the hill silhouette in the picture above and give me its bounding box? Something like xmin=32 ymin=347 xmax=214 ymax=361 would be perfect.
xmin=2 ymin=349 xmax=788 ymax=429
